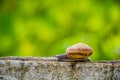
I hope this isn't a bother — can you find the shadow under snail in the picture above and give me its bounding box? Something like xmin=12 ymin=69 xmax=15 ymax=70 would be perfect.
xmin=55 ymin=43 xmax=93 ymax=62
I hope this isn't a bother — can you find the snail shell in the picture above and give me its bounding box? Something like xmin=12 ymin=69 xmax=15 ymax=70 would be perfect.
xmin=66 ymin=43 xmax=93 ymax=59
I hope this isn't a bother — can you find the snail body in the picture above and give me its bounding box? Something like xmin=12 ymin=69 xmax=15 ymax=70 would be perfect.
xmin=56 ymin=43 xmax=93 ymax=62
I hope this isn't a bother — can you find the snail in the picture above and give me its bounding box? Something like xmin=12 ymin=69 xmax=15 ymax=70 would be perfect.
xmin=56 ymin=43 xmax=93 ymax=62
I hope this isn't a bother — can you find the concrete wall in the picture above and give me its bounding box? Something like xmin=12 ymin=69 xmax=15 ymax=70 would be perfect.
xmin=0 ymin=56 xmax=120 ymax=80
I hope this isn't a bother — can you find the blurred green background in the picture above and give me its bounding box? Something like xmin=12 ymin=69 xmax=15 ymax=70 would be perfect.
xmin=0 ymin=0 xmax=120 ymax=61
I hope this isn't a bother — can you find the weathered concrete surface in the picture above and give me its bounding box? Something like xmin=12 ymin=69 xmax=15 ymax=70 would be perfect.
xmin=0 ymin=56 xmax=120 ymax=80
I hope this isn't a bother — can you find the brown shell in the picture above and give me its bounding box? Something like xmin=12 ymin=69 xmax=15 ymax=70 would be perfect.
xmin=66 ymin=43 xmax=93 ymax=59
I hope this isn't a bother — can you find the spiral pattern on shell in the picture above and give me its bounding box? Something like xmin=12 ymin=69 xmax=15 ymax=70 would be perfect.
xmin=66 ymin=43 xmax=93 ymax=59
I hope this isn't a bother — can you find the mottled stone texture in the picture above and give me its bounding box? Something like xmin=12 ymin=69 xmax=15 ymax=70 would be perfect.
xmin=0 ymin=57 xmax=120 ymax=80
